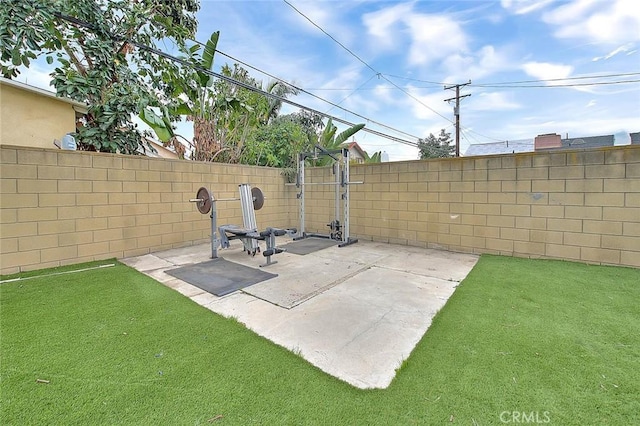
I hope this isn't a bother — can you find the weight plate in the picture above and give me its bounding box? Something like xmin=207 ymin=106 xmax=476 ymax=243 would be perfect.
xmin=195 ymin=187 xmax=212 ymax=214
xmin=252 ymin=187 xmax=264 ymax=211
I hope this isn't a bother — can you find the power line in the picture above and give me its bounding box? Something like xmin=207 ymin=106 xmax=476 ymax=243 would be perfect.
xmin=289 ymin=79 xmax=640 ymax=90
xmin=303 ymin=74 xmax=640 ymax=90
xmin=191 ymin=41 xmax=422 ymax=141
xmin=474 ymin=72 xmax=640 ymax=85
xmin=473 ymin=79 xmax=640 ymax=88
xmin=383 ymin=71 xmax=640 ymax=86
xmin=324 ymin=72 xmax=378 ymax=114
xmin=282 ymin=0 xmax=377 ymax=75
xmin=216 ymin=49 xmax=422 ymax=140
xmin=282 ymin=0 xmax=454 ymax=126
xmin=53 ymin=12 xmax=420 ymax=148
xmin=458 ymin=125 xmax=506 ymax=143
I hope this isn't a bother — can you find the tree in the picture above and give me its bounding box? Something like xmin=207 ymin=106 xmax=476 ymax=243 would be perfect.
xmin=139 ymin=28 xmax=301 ymax=164
xmin=284 ymin=110 xmax=324 ymax=148
xmin=363 ymin=150 xmax=382 ymax=163
xmin=260 ymin=80 xmax=299 ymax=125
xmin=310 ymin=119 xmax=365 ymax=167
xmin=0 ymin=0 xmax=199 ymax=154
xmin=418 ymin=129 xmax=455 ymax=159
xmin=240 ymin=110 xmax=323 ymax=181
xmin=241 ymin=115 xmax=309 ymax=168
xmin=201 ymin=65 xmax=300 ymax=163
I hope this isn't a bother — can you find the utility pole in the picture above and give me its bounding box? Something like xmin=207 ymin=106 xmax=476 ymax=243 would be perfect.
xmin=444 ymin=81 xmax=471 ymax=157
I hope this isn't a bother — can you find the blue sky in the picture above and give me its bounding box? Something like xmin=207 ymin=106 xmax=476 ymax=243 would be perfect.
xmin=18 ymin=0 xmax=640 ymax=161
xmin=194 ymin=0 xmax=639 ymax=160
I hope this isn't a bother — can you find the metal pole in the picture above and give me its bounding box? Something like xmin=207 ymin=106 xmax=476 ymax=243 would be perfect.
xmin=334 ymin=162 xmax=340 ymax=233
xmin=455 ymin=85 xmax=460 ymax=157
xmin=298 ymin=153 xmax=305 ymax=238
xmin=342 ymin=148 xmax=350 ymax=244
xmin=210 ymin=203 xmax=218 ymax=259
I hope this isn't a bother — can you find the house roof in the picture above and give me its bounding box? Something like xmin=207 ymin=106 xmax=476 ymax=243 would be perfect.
xmin=464 ymin=139 xmax=533 ymax=156
xmin=0 ymin=77 xmax=88 ymax=114
xmin=340 ymin=141 xmax=367 ymax=158
xmin=542 ymin=134 xmax=615 ymax=151
xmin=465 ymin=133 xmax=621 ymax=157
xmin=137 ymin=137 xmax=179 ymax=159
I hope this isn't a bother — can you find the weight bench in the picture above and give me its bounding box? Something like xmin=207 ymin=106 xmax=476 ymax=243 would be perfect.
xmin=191 ymin=183 xmax=294 ymax=267
xmin=219 ymin=225 xmax=291 ymax=267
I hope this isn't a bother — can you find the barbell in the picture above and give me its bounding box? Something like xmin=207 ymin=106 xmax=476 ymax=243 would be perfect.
xmin=190 ymin=186 xmax=265 ymax=214
xmin=284 ymin=181 xmax=363 ymax=186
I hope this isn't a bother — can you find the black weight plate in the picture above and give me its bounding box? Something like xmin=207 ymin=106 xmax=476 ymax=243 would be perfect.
xmin=196 ymin=186 xmax=212 ymax=214
xmin=252 ymin=187 xmax=264 ymax=210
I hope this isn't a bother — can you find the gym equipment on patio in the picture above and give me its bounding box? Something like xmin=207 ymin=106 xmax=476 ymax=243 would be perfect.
xmin=190 ymin=183 xmax=295 ymax=267
xmin=290 ymin=145 xmax=362 ymax=247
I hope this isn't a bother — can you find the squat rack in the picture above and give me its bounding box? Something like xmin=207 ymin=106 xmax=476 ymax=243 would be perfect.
xmin=293 ymin=145 xmax=361 ymax=247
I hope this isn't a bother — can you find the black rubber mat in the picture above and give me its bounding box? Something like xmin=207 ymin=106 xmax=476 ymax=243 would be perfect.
xmin=165 ymin=258 xmax=277 ymax=297
xmin=280 ymin=237 xmax=338 ymax=255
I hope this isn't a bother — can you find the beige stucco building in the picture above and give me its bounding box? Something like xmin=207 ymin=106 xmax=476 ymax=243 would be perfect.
xmin=0 ymin=77 xmax=178 ymax=158
xmin=0 ymin=77 xmax=86 ymax=149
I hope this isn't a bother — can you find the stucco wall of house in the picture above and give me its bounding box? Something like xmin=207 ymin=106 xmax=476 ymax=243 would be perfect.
xmin=0 ymin=81 xmax=78 ymax=150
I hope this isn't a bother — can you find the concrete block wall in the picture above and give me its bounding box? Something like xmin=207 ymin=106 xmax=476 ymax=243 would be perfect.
xmin=2 ymin=144 xmax=639 ymax=274
xmin=301 ymin=145 xmax=640 ymax=268
xmin=0 ymin=145 xmax=295 ymax=274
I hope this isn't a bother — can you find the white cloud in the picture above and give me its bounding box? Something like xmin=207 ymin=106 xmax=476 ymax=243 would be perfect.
xmin=318 ymin=65 xmax=363 ymax=91
xmin=405 ymin=14 xmax=468 ymax=66
xmin=543 ymin=0 xmax=640 ymax=45
xmin=363 ymin=4 xmax=468 ymax=66
xmin=443 ymin=54 xmax=474 ymax=76
xmin=501 ymin=0 xmax=556 ymax=15
xmin=283 ymin=0 xmax=360 ymax=49
xmin=362 ymin=2 xmax=414 ymax=50
xmin=405 ymin=86 xmax=452 ymax=122
xmin=284 ymin=1 xmax=333 ymax=35
xmin=372 ymin=83 xmax=398 ymax=105
xmin=592 ymin=43 xmax=636 ymax=61
xmin=521 ymin=61 xmax=573 ymax=80
xmin=444 ymin=45 xmax=517 ymax=81
xmin=586 ymin=100 xmax=596 ymax=107
xmin=14 ymin=64 xmax=54 ymax=91
xmin=470 ymin=92 xmax=521 ymax=111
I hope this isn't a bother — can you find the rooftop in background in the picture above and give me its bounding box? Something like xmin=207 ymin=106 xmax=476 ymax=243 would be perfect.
xmin=464 ymin=132 xmax=633 ymax=157
xmin=340 ymin=139 xmax=367 ymax=163
xmin=0 ymin=77 xmax=88 ymax=114
xmin=464 ymin=139 xmax=533 ymax=157
xmin=539 ymin=134 xmax=615 ymax=151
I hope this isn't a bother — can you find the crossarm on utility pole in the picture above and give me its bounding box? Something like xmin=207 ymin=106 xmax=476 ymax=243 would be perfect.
xmin=444 ymin=81 xmax=471 ymax=157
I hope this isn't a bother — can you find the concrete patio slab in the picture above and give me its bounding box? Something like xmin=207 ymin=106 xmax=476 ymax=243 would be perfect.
xmin=236 ymin=248 xmax=387 ymax=308
xmin=122 ymin=239 xmax=479 ymax=389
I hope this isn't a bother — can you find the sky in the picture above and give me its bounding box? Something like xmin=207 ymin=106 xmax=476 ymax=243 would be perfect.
xmin=17 ymin=0 xmax=640 ymax=161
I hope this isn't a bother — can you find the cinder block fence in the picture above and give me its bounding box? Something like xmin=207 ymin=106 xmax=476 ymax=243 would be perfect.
xmin=0 ymin=146 xmax=295 ymax=274
xmin=303 ymin=146 xmax=640 ymax=268
xmin=1 ymin=144 xmax=639 ymax=274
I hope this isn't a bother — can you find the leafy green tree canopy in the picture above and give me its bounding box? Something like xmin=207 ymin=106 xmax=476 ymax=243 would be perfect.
xmin=418 ymin=129 xmax=455 ymax=159
xmin=241 ymin=115 xmax=308 ymax=168
xmin=0 ymin=0 xmax=199 ymax=154
xmin=308 ymin=119 xmax=365 ymax=167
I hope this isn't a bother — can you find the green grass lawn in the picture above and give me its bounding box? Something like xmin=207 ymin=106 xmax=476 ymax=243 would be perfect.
xmin=1 ymin=255 xmax=639 ymax=425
